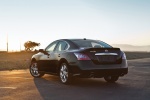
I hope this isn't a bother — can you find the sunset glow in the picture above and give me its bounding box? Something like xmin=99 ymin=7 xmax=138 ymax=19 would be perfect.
xmin=0 ymin=0 xmax=150 ymax=51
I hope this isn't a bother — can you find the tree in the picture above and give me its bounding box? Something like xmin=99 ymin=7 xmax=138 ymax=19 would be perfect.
xmin=24 ymin=41 xmax=40 ymax=51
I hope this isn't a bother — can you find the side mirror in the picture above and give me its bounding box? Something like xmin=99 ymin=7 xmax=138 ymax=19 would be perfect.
xmin=39 ymin=49 xmax=49 ymax=56
xmin=39 ymin=49 xmax=44 ymax=52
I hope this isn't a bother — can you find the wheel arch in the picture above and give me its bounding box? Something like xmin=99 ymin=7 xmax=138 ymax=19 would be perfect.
xmin=57 ymin=58 xmax=69 ymax=73
xmin=31 ymin=58 xmax=36 ymax=62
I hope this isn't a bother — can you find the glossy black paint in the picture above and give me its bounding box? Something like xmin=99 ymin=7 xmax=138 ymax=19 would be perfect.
xmin=32 ymin=39 xmax=128 ymax=77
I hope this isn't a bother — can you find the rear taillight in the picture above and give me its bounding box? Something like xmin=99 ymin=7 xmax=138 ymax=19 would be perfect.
xmin=122 ymin=52 xmax=127 ymax=59
xmin=74 ymin=53 xmax=91 ymax=60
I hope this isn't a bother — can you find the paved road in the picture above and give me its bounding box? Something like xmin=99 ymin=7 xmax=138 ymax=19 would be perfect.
xmin=0 ymin=58 xmax=150 ymax=100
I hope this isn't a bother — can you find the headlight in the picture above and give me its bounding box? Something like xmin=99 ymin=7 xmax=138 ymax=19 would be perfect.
xmin=122 ymin=52 xmax=127 ymax=59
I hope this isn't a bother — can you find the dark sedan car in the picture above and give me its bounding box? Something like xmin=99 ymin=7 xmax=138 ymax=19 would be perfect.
xmin=29 ymin=39 xmax=128 ymax=84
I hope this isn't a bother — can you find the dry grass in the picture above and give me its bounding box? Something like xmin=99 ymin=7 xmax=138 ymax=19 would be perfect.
xmin=125 ymin=51 xmax=150 ymax=60
xmin=0 ymin=52 xmax=35 ymax=71
xmin=0 ymin=51 xmax=150 ymax=71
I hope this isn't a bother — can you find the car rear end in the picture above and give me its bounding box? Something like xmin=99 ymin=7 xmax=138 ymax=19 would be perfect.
xmin=68 ymin=39 xmax=128 ymax=78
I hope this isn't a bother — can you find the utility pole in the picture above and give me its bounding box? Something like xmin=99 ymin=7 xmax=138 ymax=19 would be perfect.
xmin=7 ymin=34 xmax=8 ymax=52
xmin=20 ymin=41 xmax=21 ymax=52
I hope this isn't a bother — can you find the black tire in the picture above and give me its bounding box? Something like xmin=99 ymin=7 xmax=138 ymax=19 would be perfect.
xmin=59 ymin=63 xmax=72 ymax=84
xmin=104 ymin=76 xmax=119 ymax=83
xmin=29 ymin=61 xmax=45 ymax=78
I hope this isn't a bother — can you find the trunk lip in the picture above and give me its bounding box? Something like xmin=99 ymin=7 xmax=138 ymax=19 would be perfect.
xmin=95 ymin=53 xmax=118 ymax=56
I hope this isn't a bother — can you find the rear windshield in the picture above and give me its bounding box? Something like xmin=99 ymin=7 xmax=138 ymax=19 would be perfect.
xmin=72 ymin=40 xmax=112 ymax=48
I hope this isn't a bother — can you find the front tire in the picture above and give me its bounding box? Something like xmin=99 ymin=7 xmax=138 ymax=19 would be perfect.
xmin=104 ymin=76 xmax=119 ymax=83
xmin=59 ymin=63 xmax=72 ymax=84
xmin=29 ymin=61 xmax=45 ymax=78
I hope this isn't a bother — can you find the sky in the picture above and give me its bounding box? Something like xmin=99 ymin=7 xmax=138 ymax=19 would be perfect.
xmin=0 ymin=0 xmax=150 ymax=51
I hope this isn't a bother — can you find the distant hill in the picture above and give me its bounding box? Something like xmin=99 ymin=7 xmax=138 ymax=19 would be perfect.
xmin=112 ymin=44 xmax=150 ymax=52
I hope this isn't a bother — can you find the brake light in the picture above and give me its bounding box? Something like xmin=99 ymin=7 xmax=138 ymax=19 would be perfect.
xmin=74 ymin=53 xmax=91 ymax=60
xmin=122 ymin=52 xmax=127 ymax=59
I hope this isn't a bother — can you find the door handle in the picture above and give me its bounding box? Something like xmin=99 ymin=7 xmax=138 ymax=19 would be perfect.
xmin=47 ymin=54 xmax=50 ymax=58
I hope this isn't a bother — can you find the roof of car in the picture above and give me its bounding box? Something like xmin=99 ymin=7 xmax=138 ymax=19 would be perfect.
xmin=59 ymin=38 xmax=97 ymax=41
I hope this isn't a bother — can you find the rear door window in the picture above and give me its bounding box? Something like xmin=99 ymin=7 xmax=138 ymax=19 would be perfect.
xmin=55 ymin=41 xmax=68 ymax=51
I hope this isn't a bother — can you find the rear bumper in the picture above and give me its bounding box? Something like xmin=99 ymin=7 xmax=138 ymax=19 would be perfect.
xmin=75 ymin=68 xmax=128 ymax=78
xmin=68 ymin=59 xmax=128 ymax=77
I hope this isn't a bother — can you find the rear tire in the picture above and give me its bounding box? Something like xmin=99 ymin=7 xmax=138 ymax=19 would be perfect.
xmin=59 ymin=63 xmax=72 ymax=84
xmin=29 ymin=61 xmax=45 ymax=78
xmin=104 ymin=76 xmax=119 ymax=83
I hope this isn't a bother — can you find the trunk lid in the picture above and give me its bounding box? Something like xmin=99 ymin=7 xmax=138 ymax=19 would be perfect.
xmin=82 ymin=48 xmax=122 ymax=64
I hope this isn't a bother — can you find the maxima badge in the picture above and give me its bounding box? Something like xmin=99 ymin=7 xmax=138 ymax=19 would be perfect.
xmin=105 ymin=49 xmax=108 ymax=52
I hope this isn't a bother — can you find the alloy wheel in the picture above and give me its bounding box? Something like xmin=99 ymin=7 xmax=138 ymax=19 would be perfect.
xmin=30 ymin=62 xmax=40 ymax=77
xmin=60 ymin=64 xmax=69 ymax=83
